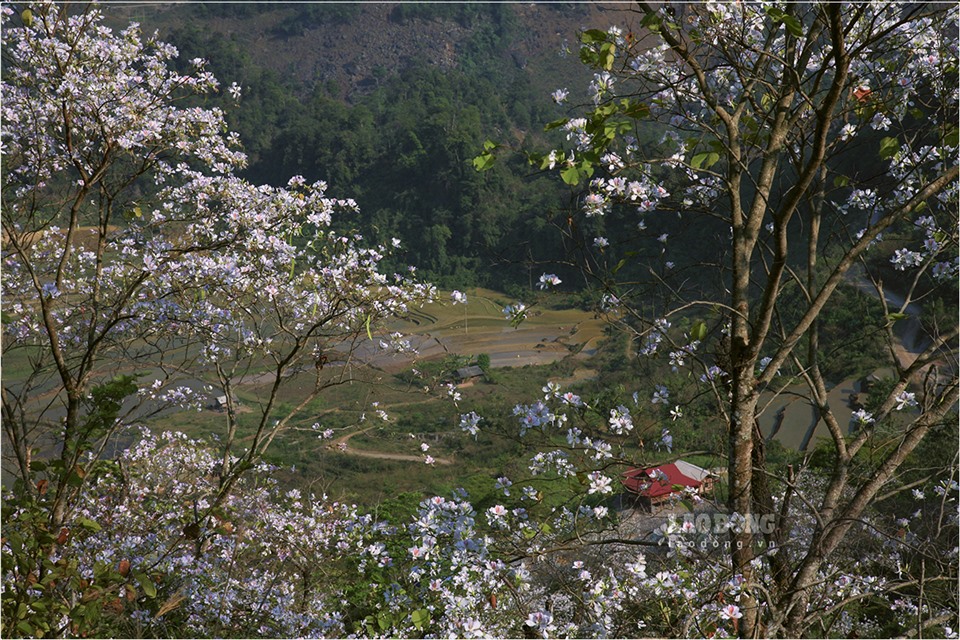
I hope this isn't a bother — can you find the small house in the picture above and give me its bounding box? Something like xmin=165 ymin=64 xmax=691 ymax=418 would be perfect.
xmin=622 ymin=459 xmax=716 ymax=511
xmin=211 ymin=394 xmax=239 ymax=412
xmin=454 ymin=365 xmax=485 ymax=383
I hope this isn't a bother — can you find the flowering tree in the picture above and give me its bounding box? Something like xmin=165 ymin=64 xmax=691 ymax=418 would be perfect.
xmin=1 ymin=5 xmax=434 ymax=634
xmin=477 ymin=2 xmax=958 ymax=637
xmin=3 ymin=3 xmax=958 ymax=639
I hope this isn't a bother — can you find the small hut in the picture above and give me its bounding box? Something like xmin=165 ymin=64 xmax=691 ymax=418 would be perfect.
xmin=622 ymin=460 xmax=716 ymax=512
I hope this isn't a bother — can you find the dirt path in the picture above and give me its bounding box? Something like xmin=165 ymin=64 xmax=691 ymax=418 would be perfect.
xmin=329 ymin=422 xmax=453 ymax=465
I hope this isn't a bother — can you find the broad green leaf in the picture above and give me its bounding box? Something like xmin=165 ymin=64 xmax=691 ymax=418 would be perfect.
xmin=690 ymin=320 xmax=708 ymax=342
xmin=482 ymin=139 xmax=497 ymax=151
xmin=764 ymin=6 xmax=785 ymax=20
xmin=781 ymin=15 xmax=803 ymax=37
xmin=599 ymin=42 xmax=616 ymax=70
xmin=580 ymin=29 xmax=608 ymax=44
xmin=640 ymin=11 xmax=661 ymax=31
xmin=77 ymin=517 xmax=101 ymax=532
xmin=135 ymin=572 xmax=157 ymax=598
xmin=879 ymin=137 xmax=899 ymax=159
xmin=944 ymin=127 xmax=959 ymax=148
xmin=886 ymin=312 xmax=908 ymax=324
xmin=622 ymin=101 xmax=650 ymax=119
xmin=411 ymin=609 xmax=430 ymax=630
xmin=690 ymin=152 xmax=720 ymax=170
xmin=560 ymin=166 xmax=581 ymax=186
xmin=472 ymin=152 xmax=495 ymax=172
xmin=544 ymin=117 xmax=569 ymax=132
xmin=579 ymin=46 xmax=599 ymax=67
xmin=21 ymin=9 xmax=33 ymax=27
xmin=377 ymin=611 xmax=393 ymax=631
xmin=833 ymin=174 xmax=850 ymax=188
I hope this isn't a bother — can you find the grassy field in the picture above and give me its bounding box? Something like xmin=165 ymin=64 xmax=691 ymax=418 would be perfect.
xmin=4 ymin=286 xmax=732 ymax=510
xmin=126 ymin=289 xmax=615 ymax=505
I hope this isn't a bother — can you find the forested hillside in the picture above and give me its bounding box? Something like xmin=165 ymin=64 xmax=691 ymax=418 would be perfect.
xmin=108 ymin=3 xmax=624 ymax=290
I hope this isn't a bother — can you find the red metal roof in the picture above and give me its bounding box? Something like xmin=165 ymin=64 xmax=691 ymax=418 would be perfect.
xmin=622 ymin=462 xmax=702 ymax=497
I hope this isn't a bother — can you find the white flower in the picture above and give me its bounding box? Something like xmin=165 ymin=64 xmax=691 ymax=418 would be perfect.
xmin=587 ymin=471 xmax=613 ymax=495
xmin=537 ymin=273 xmax=562 ymax=289
xmin=459 ymin=411 xmax=482 ymax=437
xmin=551 ymin=88 xmax=569 ymax=104
xmin=720 ymin=604 xmax=743 ymax=620
xmin=894 ymin=390 xmax=918 ymax=410
xmin=450 ymin=290 xmax=467 ymax=304
xmin=891 ymin=249 xmax=923 ymax=271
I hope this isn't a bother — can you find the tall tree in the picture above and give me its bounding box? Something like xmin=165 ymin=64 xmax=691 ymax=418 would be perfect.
xmin=493 ymin=2 xmax=957 ymax=636
xmin=1 ymin=4 xmax=431 ymax=622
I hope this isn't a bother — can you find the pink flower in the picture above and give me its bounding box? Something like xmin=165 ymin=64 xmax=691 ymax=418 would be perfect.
xmin=720 ymin=604 xmax=743 ymax=620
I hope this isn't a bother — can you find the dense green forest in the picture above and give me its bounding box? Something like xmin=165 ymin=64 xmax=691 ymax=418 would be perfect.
xmin=155 ymin=3 xmax=592 ymax=290
xmin=138 ymin=3 xmax=956 ymax=335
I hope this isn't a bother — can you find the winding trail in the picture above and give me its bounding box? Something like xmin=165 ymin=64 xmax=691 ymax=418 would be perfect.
xmin=329 ymin=423 xmax=453 ymax=465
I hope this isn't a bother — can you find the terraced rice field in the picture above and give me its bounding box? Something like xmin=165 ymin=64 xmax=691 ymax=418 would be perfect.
xmin=365 ymin=287 xmax=609 ymax=372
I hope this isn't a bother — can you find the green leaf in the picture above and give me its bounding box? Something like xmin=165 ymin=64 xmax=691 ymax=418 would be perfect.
xmin=76 ymin=517 xmax=101 ymax=533
xmin=599 ymin=42 xmax=616 ymax=70
xmin=640 ymin=11 xmax=661 ymax=31
xmin=482 ymin=139 xmax=497 ymax=151
xmin=544 ymin=117 xmax=569 ymax=132
xmin=364 ymin=314 xmax=372 ymax=341
xmin=886 ymin=312 xmax=908 ymax=324
xmin=781 ymin=15 xmax=803 ymax=37
xmin=944 ymin=127 xmax=959 ymax=148
xmin=622 ymin=101 xmax=650 ymax=119
xmin=376 ymin=611 xmax=393 ymax=631
xmin=579 ymin=46 xmax=599 ymax=67
xmin=879 ymin=137 xmax=899 ymax=159
xmin=690 ymin=152 xmax=720 ymax=170
xmin=764 ymin=6 xmax=785 ymax=20
xmin=833 ymin=174 xmax=850 ymax=188
xmin=580 ymin=29 xmax=608 ymax=44
xmin=135 ymin=572 xmax=157 ymax=598
xmin=560 ymin=166 xmax=581 ymax=186
xmin=21 ymin=9 xmax=33 ymax=27
xmin=472 ymin=153 xmax=493 ymax=172
xmin=690 ymin=320 xmax=708 ymax=342
xmin=411 ymin=609 xmax=430 ymax=631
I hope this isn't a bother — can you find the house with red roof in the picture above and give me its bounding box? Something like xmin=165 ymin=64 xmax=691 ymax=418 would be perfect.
xmin=622 ymin=460 xmax=717 ymax=511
